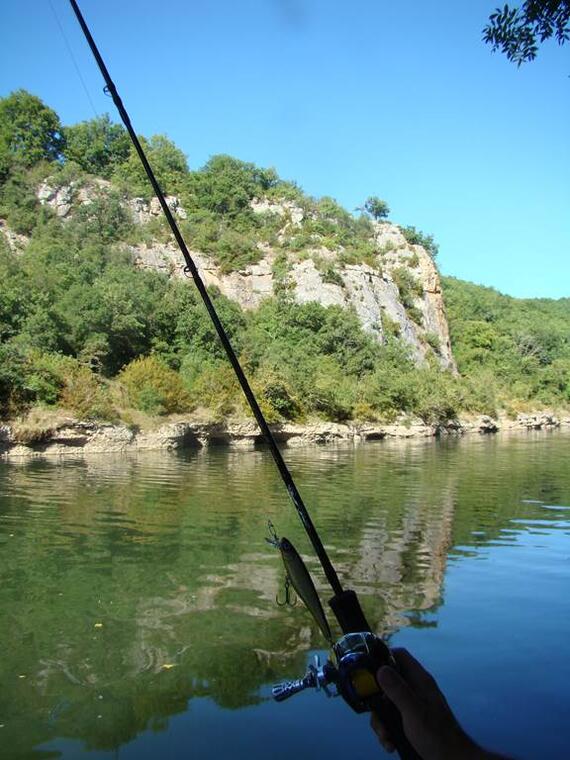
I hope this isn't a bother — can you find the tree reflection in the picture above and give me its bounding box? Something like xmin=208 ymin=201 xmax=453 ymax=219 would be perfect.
xmin=0 ymin=432 xmax=568 ymax=756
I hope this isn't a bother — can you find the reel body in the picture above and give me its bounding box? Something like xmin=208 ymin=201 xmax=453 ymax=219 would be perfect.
xmin=272 ymin=631 xmax=395 ymax=714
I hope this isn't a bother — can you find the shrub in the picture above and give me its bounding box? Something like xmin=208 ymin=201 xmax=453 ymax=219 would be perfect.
xmin=70 ymin=188 xmax=133 ymax=244
xmin=271 ymin=252 xmax=293 ymax=296
xmin=306 ymin=358 xmax=357 ymax=421
xmin=407 ymin=252 xmax=420 ymax=268
xmin=407 ymin=306 xmax=424 ymax=326
xmin=319 ymin=263 xmax=344 ymax=287
xmin=119 ymin=356 xmax=192 ymax=415
xmin=392 ymin=267 xmax=423 ymax=303
xmin=381 ymin=312 xmax=401 ymax=338
xmin=392 ymin=267 xmax=424 ymax=325
xmin=424 ymin=332 xmax=441 ymax=353
xmin=0 ymin=170 xmax=44 ymax=235
xmin=339 ymin=239 xmax=378 ymax=268
xmin=400 ymin=226 xmax=439 ymax=258
xmin=213 ymin=229 xmax=261 ymax=273
xmin=0 ymin=347 xmax=113 ymax=420
xmin=253 ymin=365 xmax=303 ymax=421
xmin=187 ymin=363 xmax=240 ymax=420
xmin=59 ymin=364 xmax=115 ymax=419
xmin=361 ymin=365 xmax=419 ymax=422
xmin=411 ymin=370 xmax=461 ymax=426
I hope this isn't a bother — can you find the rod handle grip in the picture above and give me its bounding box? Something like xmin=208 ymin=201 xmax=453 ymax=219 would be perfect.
xmin=369 ymin=693 xmax=423 ymax=760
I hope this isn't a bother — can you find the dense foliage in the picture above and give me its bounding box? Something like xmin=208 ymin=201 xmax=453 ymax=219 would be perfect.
xmin=442 ymin=277 xmax=570 ymax=409
xmin=0 ymin=90 xmax=64 ymax=178
xmin=0 ymin=91 xmax=567 ymax=427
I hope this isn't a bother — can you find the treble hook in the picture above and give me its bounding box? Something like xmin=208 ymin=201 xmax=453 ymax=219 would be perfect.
xmin=266 ymin=519 xmax=280 ymax=548
xmin=276 ymin=575 xmax=297 ymax=607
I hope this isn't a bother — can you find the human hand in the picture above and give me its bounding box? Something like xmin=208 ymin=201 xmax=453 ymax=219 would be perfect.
xmin=371 ymin=648 xmax=511 ymax=760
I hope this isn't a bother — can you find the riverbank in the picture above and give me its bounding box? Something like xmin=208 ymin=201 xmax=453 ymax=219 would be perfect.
xmin=1 ymin=410 xmax=568 ymax=458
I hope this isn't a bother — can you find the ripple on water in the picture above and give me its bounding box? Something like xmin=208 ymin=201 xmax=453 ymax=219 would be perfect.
xmin=0 ymin=432 xmax=569 ymax=759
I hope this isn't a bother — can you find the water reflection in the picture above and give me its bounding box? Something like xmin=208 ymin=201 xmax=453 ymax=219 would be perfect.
xmin=0 ymin=432 xmax=569 ymax=758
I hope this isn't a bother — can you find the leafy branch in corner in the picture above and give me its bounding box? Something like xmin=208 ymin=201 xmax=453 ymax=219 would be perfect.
xmin=483 ymin=1 xmax=570 ymax=65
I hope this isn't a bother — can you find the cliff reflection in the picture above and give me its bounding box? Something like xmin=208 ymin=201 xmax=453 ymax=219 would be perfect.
xmin=0 ymin=432 xmax=568 ymax=757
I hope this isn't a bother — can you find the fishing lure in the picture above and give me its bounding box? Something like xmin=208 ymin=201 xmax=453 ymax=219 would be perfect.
xmin=267 ymin=521 xmax=332 ymax=643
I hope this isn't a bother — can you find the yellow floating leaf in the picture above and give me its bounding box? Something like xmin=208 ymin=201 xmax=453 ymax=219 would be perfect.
xmin=161 ymin=663 xmax=176 ymax=670
xmin=94 ymin=623 xmax=103 ymax=628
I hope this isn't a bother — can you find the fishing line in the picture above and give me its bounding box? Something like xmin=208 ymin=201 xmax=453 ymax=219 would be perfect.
xmin=67 ymin=0 xmax=344 ymax=599
xmin=49 ymin=0 xmax=99 ymax=119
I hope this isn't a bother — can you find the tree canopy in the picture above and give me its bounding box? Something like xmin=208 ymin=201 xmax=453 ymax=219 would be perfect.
xmin=364 ymin=196 xmax=390 ymax=221
xmin=0 ymin=90 xmax=64 ymax=177
xmin=63 ymin=115 xmax=131 ymax=178
xmin=483 ymin=1 xmax=570 ymax=64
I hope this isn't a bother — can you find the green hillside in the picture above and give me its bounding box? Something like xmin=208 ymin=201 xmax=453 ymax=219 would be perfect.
xmin=0 ymin=90 xmax=568 ymax=428
xmin=443 ymin=277 xmax=570 ymax=412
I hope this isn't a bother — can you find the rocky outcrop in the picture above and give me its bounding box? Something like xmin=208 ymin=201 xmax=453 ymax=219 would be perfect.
xmin=1 ymin=412 xmax=566 ymax=458
xmin=130 ymin=226 xmax=455 ymax=368
xmin=36 ymin=178 xmax=186 ymax=225
xmin=251 ymin=197 xmax=304 ymax=226
xmin=377 ymin=225 xmax=454 ymax=368
xmin=512 ymin=411 xmax=560 ymax=429
xmin=128 ymin=195 xmax=187 ymax=223
xmin=0 ymin=218 xmax=29 ymax=252
xmin=31 ymin=178 xmax=456 ymax=368
xmin=36 ymin=177 xmax=111 ymax=218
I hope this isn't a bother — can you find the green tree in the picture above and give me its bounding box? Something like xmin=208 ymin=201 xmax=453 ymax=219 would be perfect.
xmin=187 ymin=154 xmax=278 ymax=218
xmin=113 ymin=134 xmax=189 ymax=198
xmin=364 ymin=196 xmax=390 ymax=221
xmin=0 ymin=90 xmax=64 ymax=177
xmin=63 ymin=114 xmax=131 ymax=178
xmin=483 ymin=1 xmax=570 ymax=64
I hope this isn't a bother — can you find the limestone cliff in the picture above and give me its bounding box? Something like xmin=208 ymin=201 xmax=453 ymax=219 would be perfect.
xmin=14 ymin=177 xmax=456 ymax=370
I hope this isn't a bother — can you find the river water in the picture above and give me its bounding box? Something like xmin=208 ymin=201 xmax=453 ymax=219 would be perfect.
xmin=0 ymin=431 xmax=569 ymax=759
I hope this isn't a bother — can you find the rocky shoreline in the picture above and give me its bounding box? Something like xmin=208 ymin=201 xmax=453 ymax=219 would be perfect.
xmin=0 ymin=412 xmax=567 ymax=459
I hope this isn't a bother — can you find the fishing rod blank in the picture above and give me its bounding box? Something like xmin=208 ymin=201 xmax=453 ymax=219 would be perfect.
xmin=66 ymin=0 xmax=343 ymax=598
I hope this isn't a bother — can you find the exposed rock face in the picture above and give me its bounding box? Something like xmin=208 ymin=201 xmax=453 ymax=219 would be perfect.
xmin=0 ymin=219 xmax=29 ymax=252
xmin=1 ymin=413 xmax=566 ymax=458
xmin=128 ymin=195 xmax=187 ymax=224
xmin=36 ymin=177 xmax=110 ymax=218
xmin=36 ymin=178 xmax=187 ymax=225
xmin=131 ymin=226 xmax=455 ymax=368
xmin=251 ymin=198 xmax=304 ymax=226
xmin=33 ymin=178 xmax=455 ymax=368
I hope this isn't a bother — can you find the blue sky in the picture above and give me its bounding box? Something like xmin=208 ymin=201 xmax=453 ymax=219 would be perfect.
xmin=1 ymin=0 xmax=568 ymax=298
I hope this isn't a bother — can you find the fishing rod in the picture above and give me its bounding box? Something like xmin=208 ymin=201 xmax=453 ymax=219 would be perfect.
xmin=67 ymin=2 xmax=420 ymax=757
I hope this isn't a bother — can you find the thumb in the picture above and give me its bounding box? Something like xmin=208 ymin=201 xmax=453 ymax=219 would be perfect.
xmin=377 ymin=665 xmax=418 ymax=717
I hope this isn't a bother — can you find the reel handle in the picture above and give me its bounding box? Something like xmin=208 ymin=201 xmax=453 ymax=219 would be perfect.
xmin=272 ymin=676 xmax=313 ymax=702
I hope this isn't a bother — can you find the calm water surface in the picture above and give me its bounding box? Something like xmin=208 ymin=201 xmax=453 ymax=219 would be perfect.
xmin=1 ymin=432 xmax=569 ymax=759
